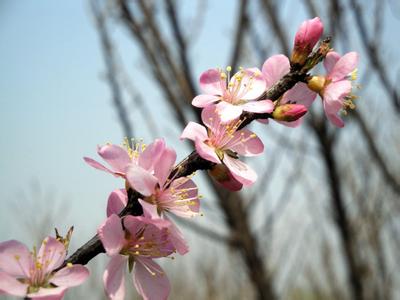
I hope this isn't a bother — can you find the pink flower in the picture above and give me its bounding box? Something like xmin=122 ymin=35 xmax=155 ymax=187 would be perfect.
xmin=308 ymin=51 xmax=359 ymax=127
xmin=0 ymin=237 xmax=89 ymax=299
xmin=181 ymin=105 xmax=264 ymax=186
xmin=106 ymin=189 xmax=190 ymax=255
xmin=192 ymin=67 xmax=274 ymax=123
xmin=291 ymin=17 xmax=324 ymax=65
xmin=123 ymin=145 xmax=200 ymax=218
xmin=262 ymin=54 xmax=317 ymax=127
xmin=84 ymin=138 xmax=166 ymax=196
xmin=98 ymin=214 xmax=176 ymax=300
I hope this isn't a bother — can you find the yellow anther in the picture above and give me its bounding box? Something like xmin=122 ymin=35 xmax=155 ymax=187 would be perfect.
xmin=226 ymin=66 xmax=232 ymax=72
xmin=67 ymin=262 xmax=73 ymax=268
xmin=14 ymin=255 xmax=20 ymax=261
xmin=350 ymin=68 xmax=358 ymax=81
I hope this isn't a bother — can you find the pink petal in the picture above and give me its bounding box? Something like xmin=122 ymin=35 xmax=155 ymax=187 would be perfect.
xmin=180 ymin=122 xmax=208 ymax=142
xmin=241 ymin=100 xmax=274 ymax=113
xmin=28 ymin=287 xmax=66 ymax=300
xmin=261 ymin=54 xmax=290 ymax=89
xmin=323 ymin=80 xmax=351 ymax=111
xmin=0 ymin=271 xmax=28 ymax=297
xmin=0 ymin=240 xmax=31 ymax=277
xmin=225 ymin=129 xmax=264 ymax=156
xmin=103 ymin=255 xmax=127 ymax=300
xmin=201 ymin=104 xmax=220 ymax=129
xmin=51 ymin=265 xmax=89 ymax=288
xmin=154 ymin=147 xmax=176 ymax=187
xmin=195 ymin=138 xmax=220 ymax=164
xmin=192 ymin=94 xmax=220 ymax=107
xmin=222 ymin=156 xmax=257 ymax=186
xmin=324 ymin=51 xmax=341 ymax=74
xmin=199 ymin=68 xmax=224 ymax=95
xmin=139 ymin=139 xmax=165 ymax=172
xmin=38 ymin=237 xmax=66 ymax=273
xmin=97 ymin=144 xmax=131 ymax=174
xmin=98 ymin=214 xmax=125 ymax=256
xmin=134 ymin=258 xmax=170 ymax=300
xmin=107 ymin=189 xmax=128 ymax=217
xmin=124 ymin=215 xmax=170 ymax=238
xmin=281 ymin=82 xmax=317 ymax=108
xmin=329 ymin=52 xmax=359 ymax=82
xmin=216 ymin=101 xmax=243 ymax=123
xmin=325 ymin=112 xmax=345 ymax=128
xmin=166 ymin=178 xmax=199 ymax=218
xmin=126 ymin=165 xmax=158 ymax=196
xmin=138 ymin=199 xmax=159 ymax=219
xmin=232 ymin=68 xmax=266 ymax=100
xmin=164 ymin=216 xmax=189 ymax=255
xmin=83 ymin=157 xmax=122 ymax=177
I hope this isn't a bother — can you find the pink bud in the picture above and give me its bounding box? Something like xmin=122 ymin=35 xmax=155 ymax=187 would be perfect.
xmin=291 ymin=17 xmax=324 ymax=65
xmin=272 ymin=104 xmax=308 ymax=122
xmin=208 ymin=164 xmax=243 ymax=191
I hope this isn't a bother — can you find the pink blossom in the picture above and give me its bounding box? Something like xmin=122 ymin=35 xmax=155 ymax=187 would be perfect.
xmin=192 ymin=67 xmax=274 ymax=123
xmin=0 ymin=237 xmax=89 ymax=299
xmin=308 ymin=51 xmax=359 ymax=127
xmin=98 ymin=214 xmax=176 ymax=300
xmin=262 ymin=54 xmax=317 ymax=127
xmin=181 ymin=105 xmax=264 ymax=186
xmin=84 ymin=138 xmax=166 ymax=196
xmin=106 ymin=189 xmax=190 ymax=255
xmin=291 ymin=17 xmax=324 ymax=65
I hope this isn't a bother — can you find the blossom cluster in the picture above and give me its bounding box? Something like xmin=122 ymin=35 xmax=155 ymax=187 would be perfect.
xmin=0 ymin=17 xmax=359 ymax=300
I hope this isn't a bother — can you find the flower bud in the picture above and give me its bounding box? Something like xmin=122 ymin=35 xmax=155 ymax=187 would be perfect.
xmin=272 ymin=104 xmax=308 ymax=122
xmin=291 ymin=17 xmax=324 ymax=65
xmin=208 ymin=164 xmax=243 ymax=191
xmin=307 ymin=75 xmax=326 ymax=93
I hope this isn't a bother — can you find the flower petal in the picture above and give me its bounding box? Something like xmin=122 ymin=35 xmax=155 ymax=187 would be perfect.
xmin=28 ymin=287 xmax=67 ymax=300
xmin=163 ymin=216 xmax=189 ymax=255
xmin=103 ymin=255 xmax=127 ymax=300
xmin=232 ymin=68 xmax=266 ymax=100
xmin=97 ymin=144 xmax=131 ymax=174
xmin=107 ymin=189 xmax=128 ymax=217
xmin=222 ymin=156 xmax=257 ymax=186
xmin=139 ymin=139 xmax=166 ymax=172
xmin=216 ymin=101 xmax=243 ymax=123
xmin=195 ymin=138 xmax=220 ymax=164
xmin=325 ymin=111 xmax=345 ymax=128
xmin=241 ymin=100 xmax=274 ymax=113
xmin=199 ymin=68 xmax=224 ymax=95
xmin=281 ymin=82 xmax=316 ymax=108
xmin=201 ymin=104 xmax=220 ymax=130
xmin=134 ymin=258 xmax=170 ymax=300
xmin=126 ymin=165 xmax=158 ymax=196
xmin=225 ymin=129 xmax=264 ymax=156
xmin=0 ymin=271 xmax=28 ymax=297
xmin=262 ymin=54 xmax=290 ymax=89
xmin=180 ymin=122 xmax=208 ymax=142
xmin=98 ymin=214 xmax=125 ymax=256
xmin=0 ymin=240 xmax=31 ymax=277
xmin=83 ymin=157 xmax=122 ymax=177
xmin=138 ymin=199 xmax=159 ymax=219
xmin=192 ymin=94 xmax=220 ymax=107
xmin=208 ymin=164 xmax=243 ymax=191
xmin=324 ymin=51 xmax=341 ymax=74
xmin=154 ymin=147 xmax=176 ymax=187
xmin=323 ymin=80 xmax=351 ymax=111
xmin=38 ymin=237 xmax=66 ymax=273
xmin=165 ymin=177 xmax=199 ymax=218
xmin=329 ymin=51 xmax=359 ymax=82
xmin=51 ymin=265 xmax=89 ymax=288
